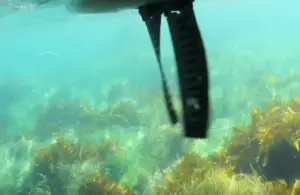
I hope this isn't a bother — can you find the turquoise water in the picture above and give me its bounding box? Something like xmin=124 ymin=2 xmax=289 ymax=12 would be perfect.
xmin=0 ymin=0 xmax=300 ymax=194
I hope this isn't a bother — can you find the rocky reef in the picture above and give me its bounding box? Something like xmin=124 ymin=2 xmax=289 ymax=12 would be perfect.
xmin=5 ymin=93 xmax=300 ymax=195
xmin=34 ymin=99 xmax=143 ymax=140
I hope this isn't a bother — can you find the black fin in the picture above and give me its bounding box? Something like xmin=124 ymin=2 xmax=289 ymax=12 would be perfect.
xmin=139 ymin=5 xmax=178 ymax=124
xmin=139 ymin=1 xmax=210 ymax=138
xmin=165 ymin=2 xmax=209 ymax=138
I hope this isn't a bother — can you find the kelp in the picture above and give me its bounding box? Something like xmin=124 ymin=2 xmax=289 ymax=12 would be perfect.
xmin=79 ymin=170 xmax=132 ymax=195
xmin=34 ymin=99 xmax=143 ymax=140
xmin=18 ymin=135 xmax=120 ymax=195
xmin=211 ymin=95 xmax=300 ymax=182
xmin=157 ymin=95 xmax=300 ymax=195
xmin=156 ymin=154 xmax=290 ymax=195
xmin=13 ymin=92 xmax=300 ymax=195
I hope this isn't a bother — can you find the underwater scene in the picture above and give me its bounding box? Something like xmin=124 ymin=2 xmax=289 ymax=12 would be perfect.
xmin=1 ymin=0 xmax=300 ymax=194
